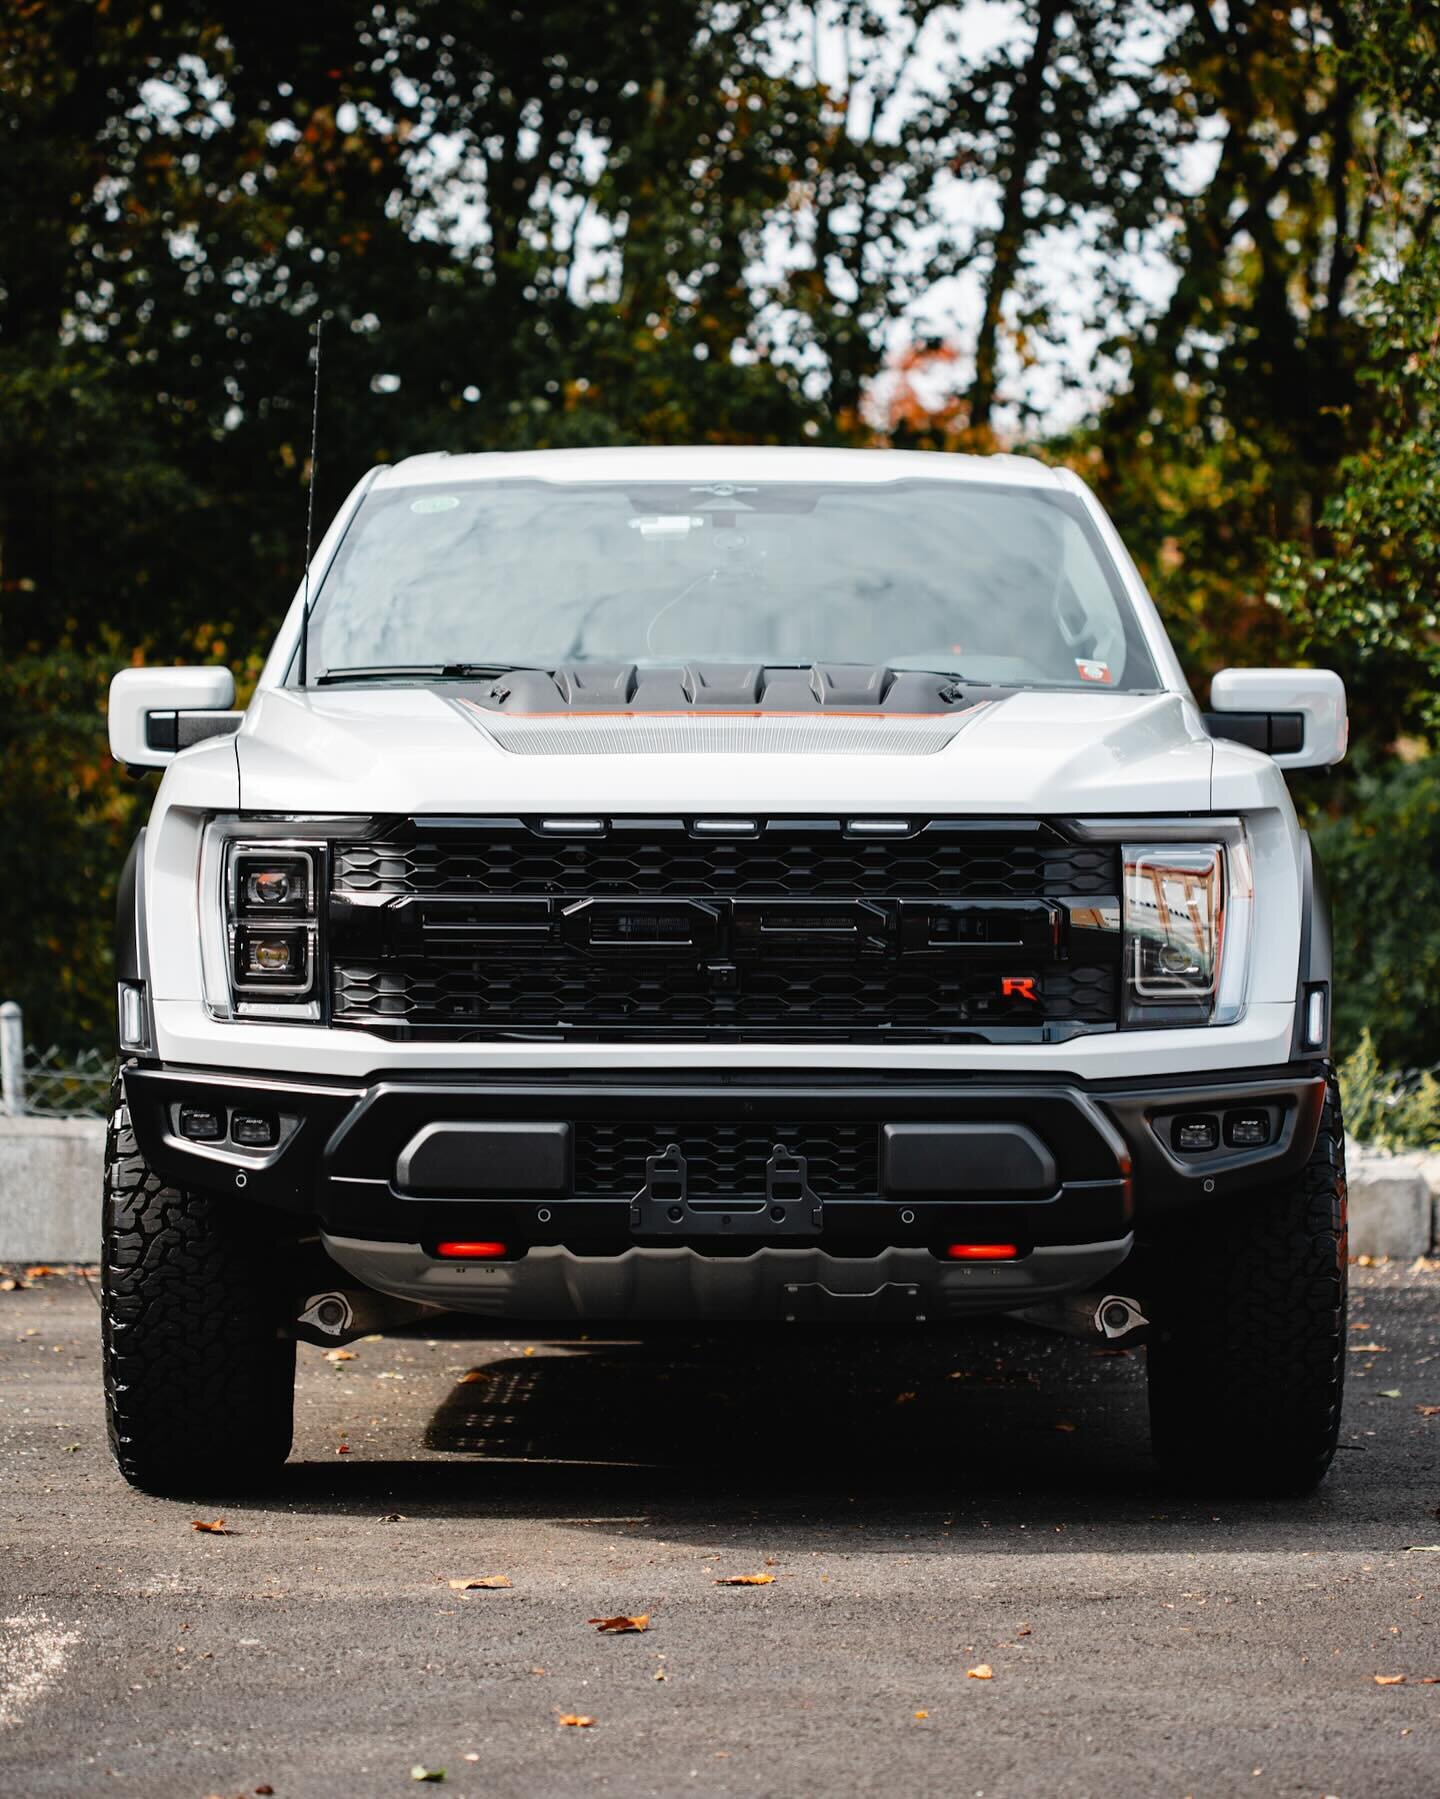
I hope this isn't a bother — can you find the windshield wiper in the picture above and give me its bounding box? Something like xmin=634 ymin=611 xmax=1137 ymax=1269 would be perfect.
xmin=313 ymin=663 xmax=549 ymax=686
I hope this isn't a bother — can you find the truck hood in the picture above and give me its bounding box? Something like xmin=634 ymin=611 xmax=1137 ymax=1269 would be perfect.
xmin=235 ymin=685 xmax=1214 ymax=814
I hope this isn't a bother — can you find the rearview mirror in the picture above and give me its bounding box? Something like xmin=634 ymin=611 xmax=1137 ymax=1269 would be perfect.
xmin=1205 ymin=668 xmax=1347 ymax=770
xmin=108 ymin=666 xmax=242 ymax=771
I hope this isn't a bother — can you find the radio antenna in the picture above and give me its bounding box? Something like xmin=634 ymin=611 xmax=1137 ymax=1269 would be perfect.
xmin=297 ymin=314 xmax=324 ymax=688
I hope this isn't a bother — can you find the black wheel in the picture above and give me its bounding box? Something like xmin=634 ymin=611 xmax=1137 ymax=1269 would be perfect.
xmin=102 ymin=1079 xmax=297 ymax=1493
xmin=1146 ymin=1074 xmax=1348 ymax=1496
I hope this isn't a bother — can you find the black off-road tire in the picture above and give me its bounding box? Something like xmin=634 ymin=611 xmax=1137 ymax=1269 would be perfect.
xmin=102 ymin=1079 xmax=296 ymax=1493
xmin=1146 ymin=1074 xmax=1348 ymax=1497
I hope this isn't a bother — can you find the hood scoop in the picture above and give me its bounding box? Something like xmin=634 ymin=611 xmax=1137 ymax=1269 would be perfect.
xmin=476 ymin=662 xmax=962 ymax=713
xmin=456 ymin=662 xmax=992 ymax=755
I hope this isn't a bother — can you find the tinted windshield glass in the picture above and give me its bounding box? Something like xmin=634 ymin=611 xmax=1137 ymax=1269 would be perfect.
xmin=303 ymin=476 xmax=1160 ymax=690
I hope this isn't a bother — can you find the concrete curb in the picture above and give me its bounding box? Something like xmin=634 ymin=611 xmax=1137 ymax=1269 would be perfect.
xmin=1 ymin=1116 xmax=1437 ymax=1265
xmin=0 ymin=1116 xmax=105 ymax=1263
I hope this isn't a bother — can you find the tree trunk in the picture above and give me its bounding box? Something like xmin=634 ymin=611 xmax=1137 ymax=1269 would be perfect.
xmin=968 ymin=0 xmax=1064 ymax=432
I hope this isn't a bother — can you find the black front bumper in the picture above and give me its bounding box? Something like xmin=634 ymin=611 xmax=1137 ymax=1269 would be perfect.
xmin=122 ymin=1062 xmax=1328 ymax=1254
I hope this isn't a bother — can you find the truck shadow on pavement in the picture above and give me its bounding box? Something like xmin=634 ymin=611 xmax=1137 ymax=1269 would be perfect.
xmin=273 ymin=1316 xmax=1407 ymax=1547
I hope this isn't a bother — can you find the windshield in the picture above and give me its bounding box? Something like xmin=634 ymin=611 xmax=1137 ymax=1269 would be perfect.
xmin=300 ymin=476 xmax=1161 ymax=690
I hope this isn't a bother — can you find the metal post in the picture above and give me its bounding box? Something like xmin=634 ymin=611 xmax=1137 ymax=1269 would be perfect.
xmin=0 ymin=1001 xmax=24 ymax=1116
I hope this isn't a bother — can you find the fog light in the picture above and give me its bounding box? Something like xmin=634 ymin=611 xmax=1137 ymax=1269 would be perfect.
xmin=945 ymin=1243 xmax=1020 ymax=1261
xmin=178 ymin=1104 xmax=223 ymax=1141
xmin=1224 ymin=1110 xmax=1270 ymax=1148
xmin=252 ymin=939 xmax=293 ymax=972
xmin=231 ymin=1112 xmax=277 ymax=1148
xmin=1173 ymin=1116 xmax=1219 ymax=1153
xmin=435 ymin=1241 xmax=508 ymax=1260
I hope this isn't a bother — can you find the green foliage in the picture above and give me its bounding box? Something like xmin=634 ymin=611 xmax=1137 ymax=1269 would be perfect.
xmin=1266 ymin=239 xmax=1440 ymax=745
xmin=0 ymin=650 xmax=150 ymax=1050
xmin=1312 ymin=752 xmax=1440 ymax=1068
xmin=1338 ymin=1031 xmax=1440 ymax=1151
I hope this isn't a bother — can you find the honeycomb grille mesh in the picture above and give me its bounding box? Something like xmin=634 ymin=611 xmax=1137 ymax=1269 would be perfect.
xmin=334 ymin=828 xmax=1115 ymax=900
xmin=574 ymin=1121 xmax=880 ymax=1198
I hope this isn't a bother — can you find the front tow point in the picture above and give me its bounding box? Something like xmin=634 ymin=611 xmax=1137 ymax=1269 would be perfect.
xmin=630 ymin=1142 xmax=825 ymax=1237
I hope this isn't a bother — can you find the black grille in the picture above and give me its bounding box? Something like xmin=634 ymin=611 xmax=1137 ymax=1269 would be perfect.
xmin=574 ymin=1121 xmax=880 ymax=1198
xmin=328 ymin=818 xmax=1121 ymax=1041
xmin=334 ymin=823 xmax=1115 ymax=900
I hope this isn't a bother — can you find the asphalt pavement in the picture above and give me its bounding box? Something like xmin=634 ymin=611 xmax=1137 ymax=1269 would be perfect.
xmin=0 ymin=1261 xmax=1436 ymax=1798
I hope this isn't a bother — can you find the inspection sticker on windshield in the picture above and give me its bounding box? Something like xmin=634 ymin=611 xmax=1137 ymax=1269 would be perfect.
xmin=1075 ymin=658 xmax=1113 ymax=684
xmin=411 ymin=494 xmax=460 ymax=514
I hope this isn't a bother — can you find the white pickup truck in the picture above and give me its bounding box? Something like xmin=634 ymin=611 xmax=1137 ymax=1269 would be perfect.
xmin=105 ymin=445 xmax=1349 ymax=1496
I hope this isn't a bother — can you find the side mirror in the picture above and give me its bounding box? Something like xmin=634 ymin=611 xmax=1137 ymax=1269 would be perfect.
xmin=1205 ymin=668 xmax=1347 ymax=770
xmin=108 ymin=666 xmax=242 ymax=770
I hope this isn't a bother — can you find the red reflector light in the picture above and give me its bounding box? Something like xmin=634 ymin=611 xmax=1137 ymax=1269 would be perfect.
xmin=945 ymin=1243 xmax=1020 ymax=1261
xmin=435 ymin=1241 xmax=508 ymax=1260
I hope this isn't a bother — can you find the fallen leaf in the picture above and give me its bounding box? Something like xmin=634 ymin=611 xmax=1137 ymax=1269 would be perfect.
xmin=449 ymin=1575 xmax=511 ymax=1590
xmin=410 ymin=1765 xmax=446 ymax=1781
xmin=379 ymin=1512 xmax=406 ymax=1523
xmin=523 ymin=1346 xmax=536 ymax=1356
xmin=1379 ymin=1389 xmax=1402 ymax=1399
xmin=1054 ymin=1421 xmax=1077 ymax=1433
xmin=1016 ymin=1624 xmax=1032 ymax=1637
xmin=0 ymin=1278 xmax=22 ymax=1291
xmin=1374 ymin=1674 xmax=1406 ymax=1686
xmin=895 ymin=1391 xmax=917 ymax=1405
xmin=458 ymin=1370 xmax=489 ymax=1384
xmin=1421 ymin=1676 xmax=1440 ymax=1684
xmin=256 ymin=1788 xmax=275 ymax=1796
xmin=558 ymin=1714 xmax=596 ymax=1728
xmin=967 ymin=1664 xmax=994 ymax=1680
xmin=587 ymin=1614 xmax=648 ymax=1633
xmin=464 ymin=1753 xmax=480 ymax=1761
xmin=24 ymin=1265 xmax=60 ymax=1278
xmin=336 ymin=1442 xmax=351 ymax=1454
xmin=191 ymin=1519 xmax=232 ymax=1535
xmin=715 ymin=1573 xmax=775 ymax=1586
xmin=653 ymin=1669 xmax=667 ymax=1681
xmin=1349 ymin=1344 xmax=1390 ymax=1353
xmin=324 ymin=1348 xmax=356 ymax=1362
xmin=913 ymin=1709 xmax=929 ymax=1720
xmin=1416 ymin=1406 xmax=1440 ymax=1418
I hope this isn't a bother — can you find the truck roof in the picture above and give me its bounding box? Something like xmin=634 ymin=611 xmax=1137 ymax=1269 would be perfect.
xmin=374 ymin=444 xmax=1066 ymax=489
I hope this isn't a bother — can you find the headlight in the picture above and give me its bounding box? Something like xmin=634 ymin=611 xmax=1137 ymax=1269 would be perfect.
xmin=199 ymin=816 xmax=370 ymax=1020
xmin=1121 ymin=837 xmax=1251 ymax=1027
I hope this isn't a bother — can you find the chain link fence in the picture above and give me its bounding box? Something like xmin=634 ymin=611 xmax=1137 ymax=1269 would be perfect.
xmin=0 ymin=1003 xmax=112 ymax=1120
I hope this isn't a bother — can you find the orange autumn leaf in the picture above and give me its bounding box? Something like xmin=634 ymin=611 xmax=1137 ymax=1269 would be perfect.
xmin=715 ymin=1573 xmax=775 ymax=1586
xmin=191 ymin=1518 xmax=231 ymax=1534
xmin=1373 ymin=1674 xmax=1406 ymax=1686
xmin=558 ymin=1713 xmax=596 ymax=1728
xmin=967 ymin=1663 xmax=994 ymax=1680
xmin=588 ymin=1614 xmax=648 ymax=1633
xmin=449 ymin=1575 xmax=512 ymax=1590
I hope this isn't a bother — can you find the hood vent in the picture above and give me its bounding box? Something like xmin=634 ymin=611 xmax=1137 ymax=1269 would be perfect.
xmin=454 ymin=700 xmax=993 ymax=757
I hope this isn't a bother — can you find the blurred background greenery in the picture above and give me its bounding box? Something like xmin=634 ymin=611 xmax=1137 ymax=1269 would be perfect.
xmin=2 ymin=2 xmax=1437 ymax=1116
